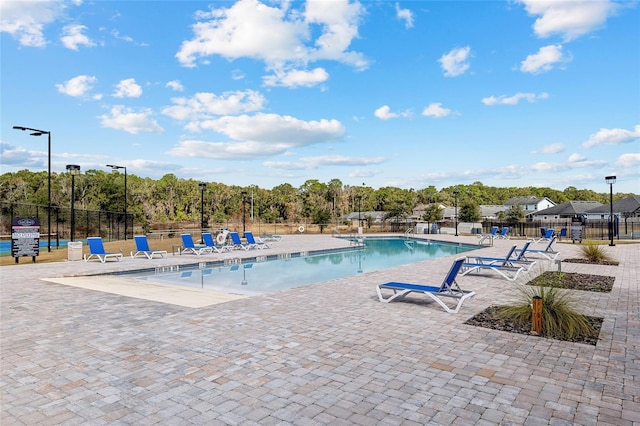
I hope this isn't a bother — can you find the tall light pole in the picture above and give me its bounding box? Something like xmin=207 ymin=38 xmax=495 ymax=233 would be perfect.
xmin=199 ymin=182 xmax=206 ymax=231
xmin=453 ymin=189 xmax=460 ymax=237
xmin=605 ymin=175 xmax=616 ymax=246
xmin=66 ymin=165 xmax=81 ymax=241
xmin=13 ymin=126 xmax=52 ymax=251
xmin=241 ymin=191 xmax=248 ymax=234
xmin=106 ymin=164 xmax=127 ymax=240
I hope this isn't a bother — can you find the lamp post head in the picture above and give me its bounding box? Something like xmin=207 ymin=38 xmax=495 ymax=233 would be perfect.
xmin=66 ymin=164 xmax=81 ymax=174
xmin=199 ymin=182 xmax=207 ymax=189
xmin=605 ymin=175 xmax=616 ymax=185
xmin=106 ymin=164 xmax=125 ymax=171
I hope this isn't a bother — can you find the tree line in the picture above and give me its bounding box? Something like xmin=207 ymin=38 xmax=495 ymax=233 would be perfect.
xmin=0 ymin=169 xmax=631 ymax=229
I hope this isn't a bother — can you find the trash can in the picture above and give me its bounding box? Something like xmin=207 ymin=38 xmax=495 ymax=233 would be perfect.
xmin=431 ymin=223 xmax=438 ymax=234
xmin=67 ymin=241 xmax=83 ymax=261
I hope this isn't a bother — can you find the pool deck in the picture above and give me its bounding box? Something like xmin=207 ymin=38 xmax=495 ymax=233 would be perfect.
xmin=1 ymin=234 xmax=638 ymax=425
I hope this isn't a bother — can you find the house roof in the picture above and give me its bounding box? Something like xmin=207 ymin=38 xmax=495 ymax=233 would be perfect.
xmin=504 ymin=196 xmax=546 ymax=206
xmin=585 ymin=195 xmax=640 ymax=214
xmin=534 ymin=201 xmax=603 ymax=216
xmin=479 ymin=205 xmax=505 ymax=217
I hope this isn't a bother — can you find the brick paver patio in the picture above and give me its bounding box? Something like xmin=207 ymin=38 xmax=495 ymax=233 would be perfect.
xmin=1 ymin=234 xmax=638 ymax=425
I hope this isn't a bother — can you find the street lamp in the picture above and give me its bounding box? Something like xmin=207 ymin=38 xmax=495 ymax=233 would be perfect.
xmin=357 ymin=195 xmax=362 ymax=234
xmin=66 ymin=165 xmax=81 ymax=241
xmin=605 ymin=175 xmax=616 ymax=246
xmin=241 ymin=191 xmax=248 ymax=234
xmin=106 ymin=164 xmax=127 ymax=240
xmin=13 ymin=126 xmax=52 ymax=252
xmin=199 ymin=182 xmax=207 ymax=231
xmin=453 ymin=189 xmax=460 ymax=237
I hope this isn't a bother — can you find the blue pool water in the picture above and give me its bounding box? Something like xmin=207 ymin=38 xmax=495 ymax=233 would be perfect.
xmin=126 ymin=237 xmax=477 ymax=296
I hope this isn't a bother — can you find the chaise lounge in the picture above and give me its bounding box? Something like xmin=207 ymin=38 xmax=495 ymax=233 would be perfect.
xmin=130 ymin=235 xmax=167 ymax=259
xmin=84 ymin=237 xmax=123 ymax=263
xmin=376 ymin=257 xmax=475 ymax=314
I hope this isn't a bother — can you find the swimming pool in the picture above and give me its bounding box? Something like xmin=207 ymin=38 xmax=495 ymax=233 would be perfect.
xmin=125 ymin=237 xmax=477 ymax=296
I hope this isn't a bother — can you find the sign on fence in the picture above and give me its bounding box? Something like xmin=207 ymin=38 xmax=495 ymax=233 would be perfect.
xmin=12 ymin=217 xmax=39 ymax=263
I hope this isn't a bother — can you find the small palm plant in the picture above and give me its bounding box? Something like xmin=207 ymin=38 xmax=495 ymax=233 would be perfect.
xmin=580 ymin=243 xmax=616 ymax=264
xmin=497 ymin=272 xmax=595 ymax=340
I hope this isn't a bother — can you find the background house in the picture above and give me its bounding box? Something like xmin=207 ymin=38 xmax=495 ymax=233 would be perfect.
xmin=584 ymin=195 xmax=640 ymax=220
xmin=504 ymin=196 xmax=555 ymax=215
xmin=531 ymin=201 xmax=603 ymax=221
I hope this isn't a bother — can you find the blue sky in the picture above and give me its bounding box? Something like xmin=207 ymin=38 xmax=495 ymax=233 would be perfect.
xmin=1 ymin=0 xmax=638 ymax=193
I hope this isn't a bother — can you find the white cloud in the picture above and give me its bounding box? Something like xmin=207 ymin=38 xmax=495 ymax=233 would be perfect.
xmin=175 ymin=0 xmax=369 ymax=74
xmin=568 ymin=153 xmax=586 ymax=163
xmin=167 ymin=113 xmax=345 ymax=160
xmin=520 ymin=44 xmax=570 ymax=74
xmin=162 ymin=90 xmax=266 ymax=122
xmin=517 ymin=0 xmax=620 ymax=42
xmin=422 ymin=103 xmax=451 ymax=118
xmin=263 ymin=67 xmax=329 ymax=88
xmin=113 ymin=78 xmax=142 ymax=98
xmin=482 ymin=92 xmax=549 ymax=106
xmin=374 ymin=106 xmax=397 ymax=120
xmin=374 ymin=105 xmax=412 ymax=120
xmin=615 ymin=153 xmax=640 ymax=168
xmin=55 ymin=75 xmax=97 ymax=97
xmin=99 ymin=105 xmax=164 ymax=134
xmin=395 ymin=3 xmax=414 ymax=29
xmin=438 ymin=46 xmax=471 ymax=77
xmin=165 ymin=80 xmax=184 ymax=91
xmin=582 ymin=125 xmax=640 ymax=148
xmin=264 ymin=155 xmax=385 ymax=170
xmin=0 ymin=0 xmax=66 ymax=47
xmin=534 ymin=143 xmax=565 ymax=154
xmin=60 ymin=24 xmax=95 ymax=50
xmin=197 ymin=113 xmax=345 ymax=145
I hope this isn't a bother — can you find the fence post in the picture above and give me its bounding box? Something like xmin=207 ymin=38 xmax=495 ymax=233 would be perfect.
xmin=532 ymin=296 xmax=542 ymax=334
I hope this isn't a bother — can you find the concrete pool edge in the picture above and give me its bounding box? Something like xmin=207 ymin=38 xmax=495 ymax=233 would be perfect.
xmin=40 ymin=276 xmax=247 ymax=308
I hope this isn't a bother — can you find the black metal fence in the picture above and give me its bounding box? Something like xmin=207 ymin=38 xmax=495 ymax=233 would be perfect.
xmin=1 ymin=202 xmax=133 ymax=247
xmin=476 ymin=219 xmax=639 ymax=241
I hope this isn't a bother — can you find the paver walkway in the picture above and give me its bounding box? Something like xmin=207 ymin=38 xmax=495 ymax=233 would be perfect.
xmin=1 ymin=234 xmax=638 ymax=425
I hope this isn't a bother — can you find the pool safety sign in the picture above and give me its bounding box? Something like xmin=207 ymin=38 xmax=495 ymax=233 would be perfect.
xmin=12 ymin=217 xmax=39 ymax=262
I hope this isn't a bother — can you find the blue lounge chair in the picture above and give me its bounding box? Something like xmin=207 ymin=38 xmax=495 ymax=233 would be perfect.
xmin=244 ymin=231 xmax=269 ymax=249
xmin=84 ymin=237 xmax=123 ymax=263
xmin=496 ymin=227 xmax=510 ymax=239
xmin=529 ymin=228 xmax=554 ymax=243
xmin=180 ymin=234 xmax=213 ymax=255
xmin=461 ymin=244 xmax=526 ymax=281
xmin=376 ymin=257 xmax=475 ymax=314
xmin=465 ymin=242 xmax=537 ymax=273
xmin=229 ymin=231 xmax=251 ymax=250
xmin=202 ymin=232 xmax=229 ymax=253
xmin=261 ymin=233 xmax=282 ymax=242
xmin=130 ymin=235 xmax=167 ymax=259
xmin=514 ymin=236 xmax=560 ymax=261
xmin=478 ymin=226 xmax=499 ymax=244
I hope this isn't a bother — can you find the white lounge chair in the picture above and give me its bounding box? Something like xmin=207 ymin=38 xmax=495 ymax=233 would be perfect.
xmin=376 ymin=257 xmax=475 ymax=314
xmin=84 ymin=237 xmax=123 ymax=263
xmin=130 ymin=235 xmax=167 ymax=259
xmin=180 ymin=234 xmax=213 ymax=255
xmin=461 ymin=244 xmax=527 ymax=281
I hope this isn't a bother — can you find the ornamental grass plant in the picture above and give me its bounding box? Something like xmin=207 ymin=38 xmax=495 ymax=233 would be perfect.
xmin=579 ymin=243 xmax=616 ymax=264
xmin=496 ymin=274 xmax=596 ymax=340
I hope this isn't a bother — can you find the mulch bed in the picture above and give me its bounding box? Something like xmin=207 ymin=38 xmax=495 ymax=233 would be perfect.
xmin=465 ymin=306 xmax=603 ymax=346
xmin=563 ymin=258 xmax=619 ymax=266
xmin=464 ymin=261 xmax=615 ymax=345
xmin=527 ymin=271 xmax=615 ymax=293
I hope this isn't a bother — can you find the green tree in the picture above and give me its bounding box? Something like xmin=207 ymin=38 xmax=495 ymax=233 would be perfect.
xmin=459 ymin=201 xmax=480 ymax=222
xmin=422 ymin=204 xmax=443 ymax=222
xmin=505 ymin=205 xmax=525 ymax=225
